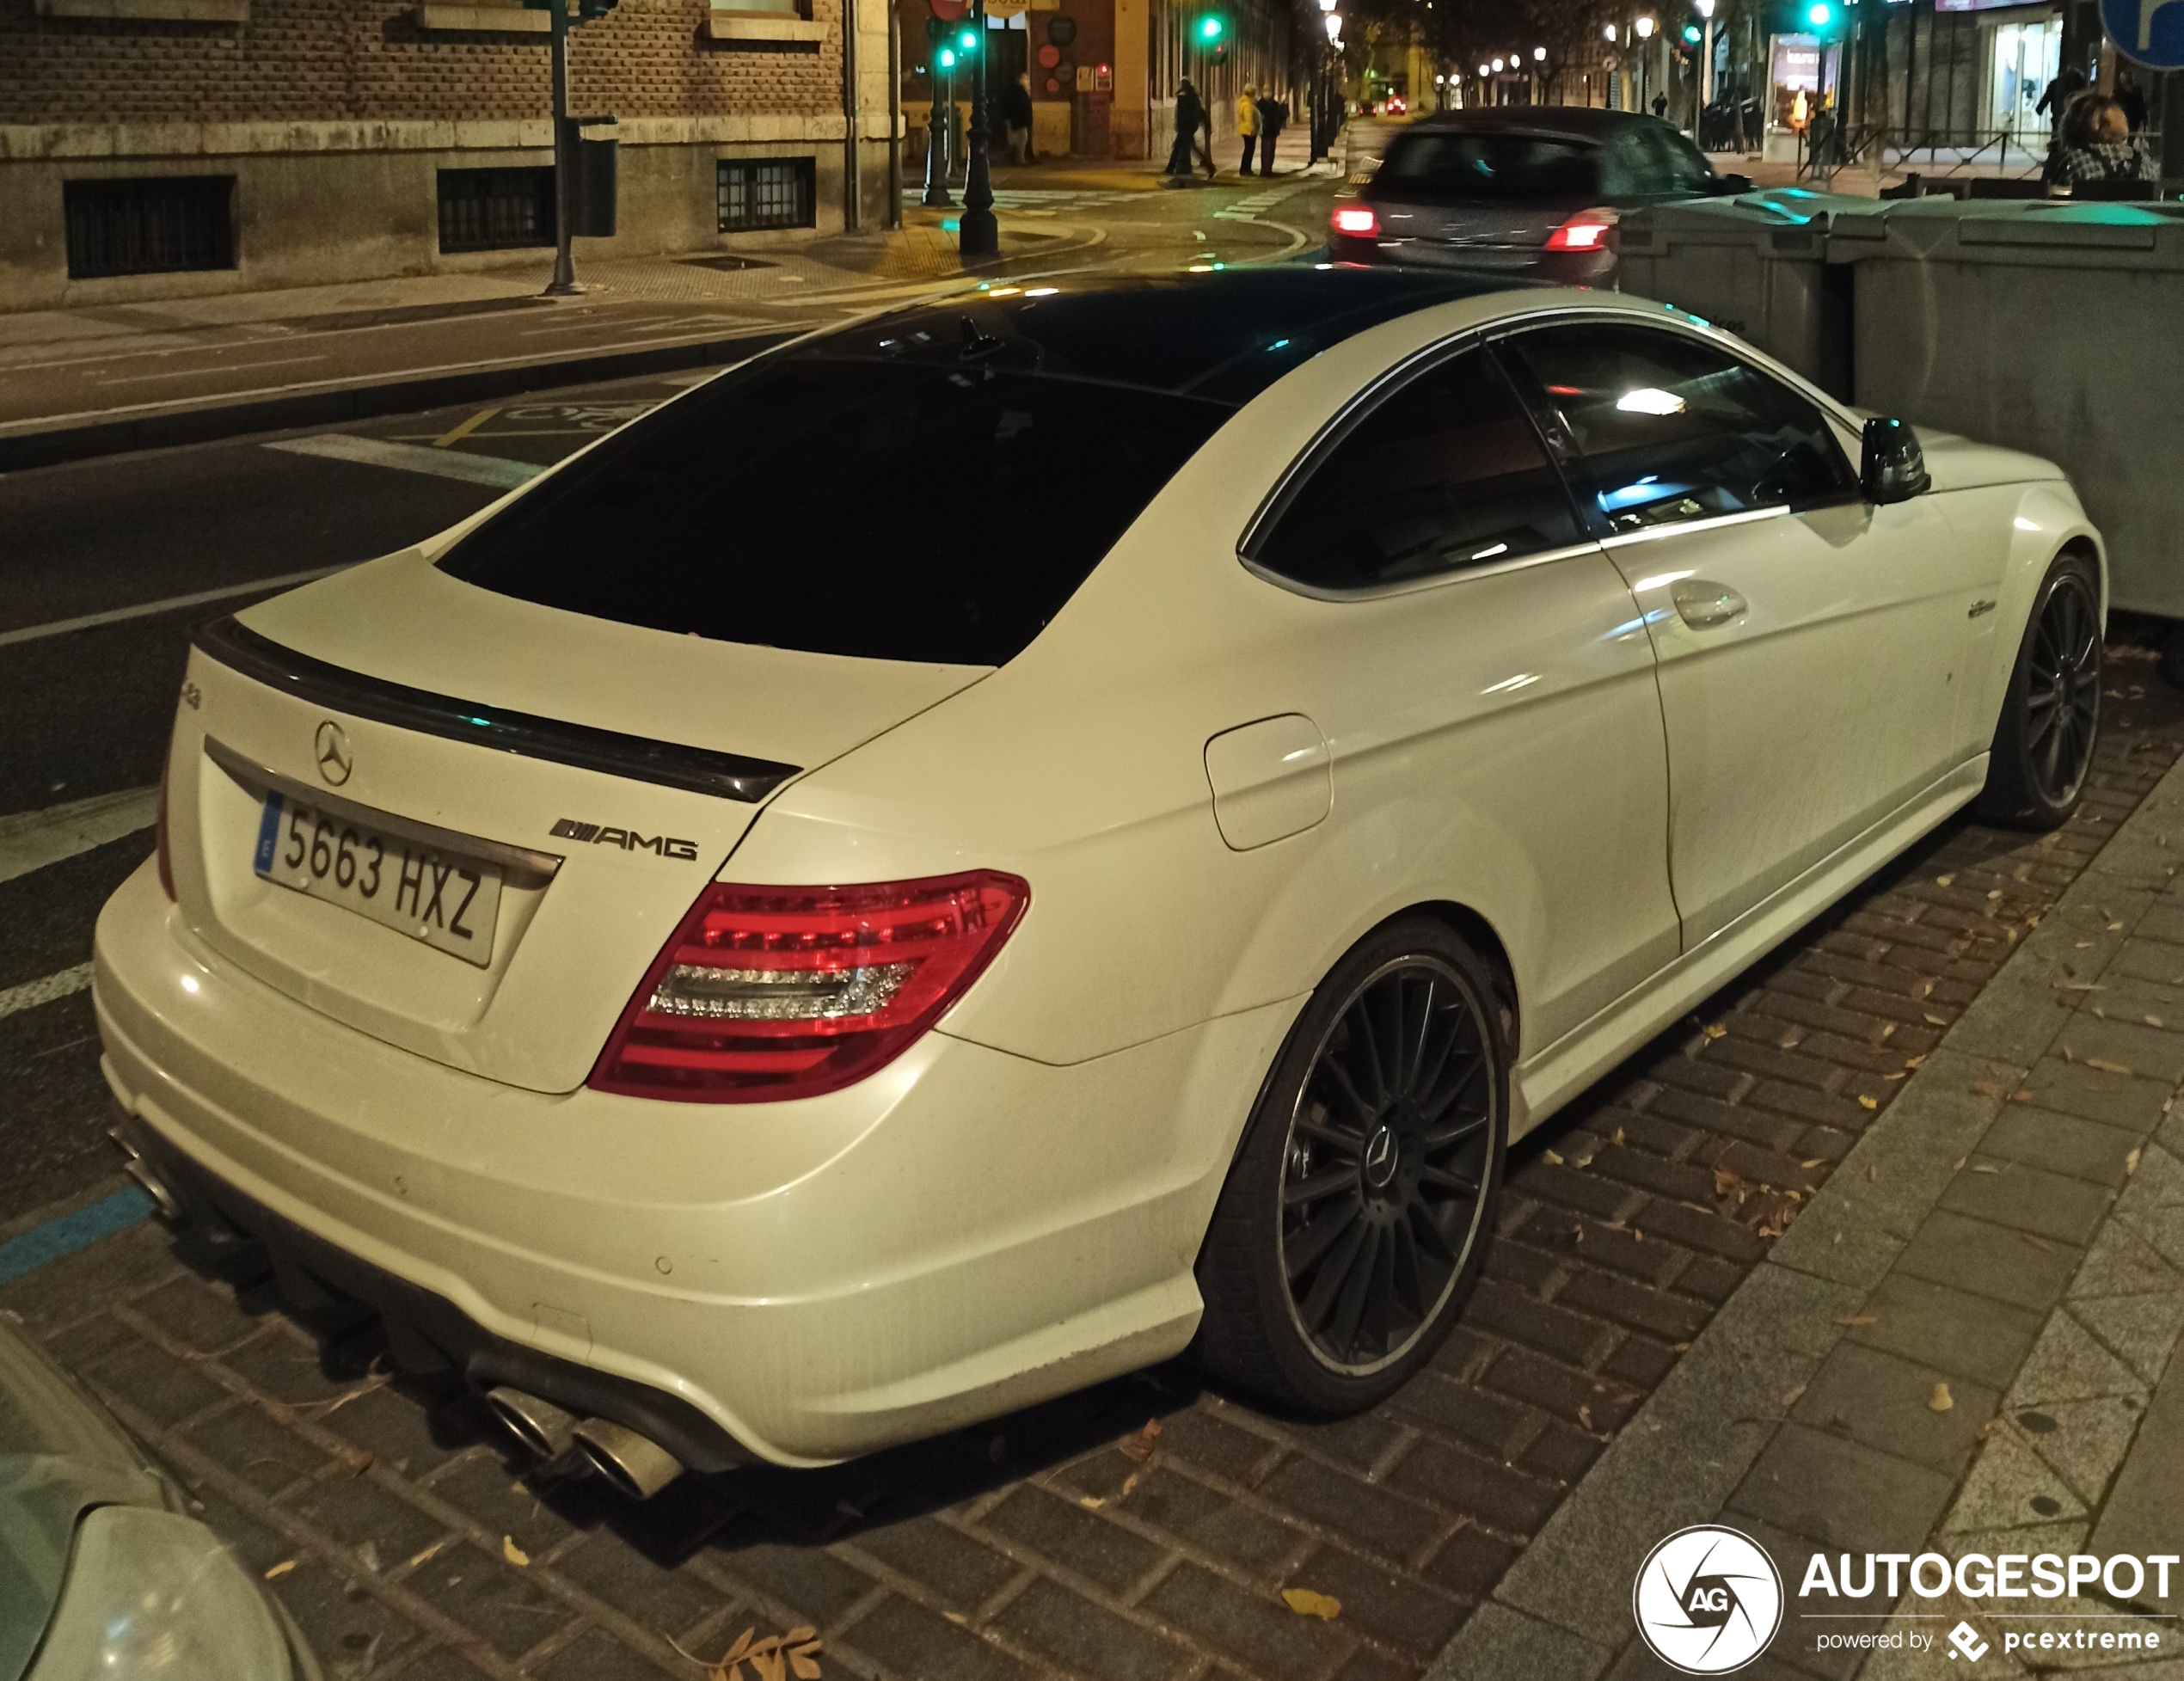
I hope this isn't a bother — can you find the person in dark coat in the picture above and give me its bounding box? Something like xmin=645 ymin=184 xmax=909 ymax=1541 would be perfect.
xmin=1167 ymin=79 xmax=1205 ymax=177
xmin=2034 ymin=64 xmax=2087 ymax=132
xmin=2116 ymin=65 xmax=2148 ymax=133
xmin=1255 ymin=89 xmax=1287 ymax=175
xmin=1000 ymin=71 xmax=1034 ymax=164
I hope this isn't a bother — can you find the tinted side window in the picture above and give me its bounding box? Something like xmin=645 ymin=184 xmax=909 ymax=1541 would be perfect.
xmin=1643 ymin=126 xmax=1715 ymax=194
xmin=1255 ymin=348 xmax=1584 ymax=592
xmin=1377 ymin=132 xmax=1601 ymax=202
xmin=1500 ymin=323 xmax=1856 ymax=534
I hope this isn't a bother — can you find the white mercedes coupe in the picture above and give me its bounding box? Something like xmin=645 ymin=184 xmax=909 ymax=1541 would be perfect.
xmin=95 ymin=272 xmax=2104 ymax=1494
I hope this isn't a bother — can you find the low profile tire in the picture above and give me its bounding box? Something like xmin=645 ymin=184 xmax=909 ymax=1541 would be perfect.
xmin=1193 ymin=918 xmax=1507 ymax=1414
xmin=1978 ymin=552 xmax=2102 ymax=831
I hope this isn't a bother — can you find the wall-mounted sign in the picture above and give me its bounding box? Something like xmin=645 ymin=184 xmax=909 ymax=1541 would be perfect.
xmin=1036 ymin=40 xmax=1061 ymax=66
xmin=1770 ymin=35 xmax=1822 ymax=89
xmin=1045 ymin=75 xmax=1062 ymax=90
xmin=1075 ymin=64 xmax=1093 ymax=89
xmin=1046 ymin=15 xmax=1076 ymax=45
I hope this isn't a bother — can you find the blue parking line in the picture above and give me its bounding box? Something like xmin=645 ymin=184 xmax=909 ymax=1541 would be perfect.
xmin=0 ymin=1187 xmax=155 ymax=1286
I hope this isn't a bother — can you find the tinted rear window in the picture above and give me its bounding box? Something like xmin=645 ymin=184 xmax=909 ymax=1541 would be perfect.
xmin=1377 ymin=132 xmax=1600 ymax=201
xmin=437 ymin=273 xmax=1515 ymax=666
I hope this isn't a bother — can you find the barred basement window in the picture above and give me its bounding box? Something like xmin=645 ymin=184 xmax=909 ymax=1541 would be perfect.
xmin=64 ymin=177 xmax=235 ymax=279
xmin=437 ymin=168 xmax=555 ymax=254
xmin=717 ymin=158 xmax=816 ymax=232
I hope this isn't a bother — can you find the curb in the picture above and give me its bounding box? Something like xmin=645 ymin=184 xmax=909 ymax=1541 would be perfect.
xmin=0 ymin=328 xmax=793 ymax=475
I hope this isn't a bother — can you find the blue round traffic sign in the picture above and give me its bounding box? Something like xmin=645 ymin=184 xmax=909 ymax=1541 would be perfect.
xmin=2104 ymin=0 xmax=2184 ymax=69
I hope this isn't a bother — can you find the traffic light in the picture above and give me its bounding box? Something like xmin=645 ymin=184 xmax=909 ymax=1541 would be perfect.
xmin=1197 ymin=12 xmax=1225 ymax=42
xmin=936 ymin=45 xmax=957 ymax=66
xmin=957 ymin=24 xmax=979 ymax=52
xmin=1681 ymin=21 xmax=1701 ymax=40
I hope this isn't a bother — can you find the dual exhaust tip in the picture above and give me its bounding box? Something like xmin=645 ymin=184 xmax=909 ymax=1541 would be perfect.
xmin=106 ymin=1128 xmax=687 ymax=1504
xmin=485 ymin=1386 xmax=684 ymax=1501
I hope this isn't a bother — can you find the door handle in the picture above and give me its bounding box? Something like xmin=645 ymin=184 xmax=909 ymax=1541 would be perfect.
xmin=1671 ymin=578 xmax=1748 ymax=629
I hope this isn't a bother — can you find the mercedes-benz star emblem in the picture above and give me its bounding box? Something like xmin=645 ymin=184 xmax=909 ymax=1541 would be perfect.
xmin=314 ymin=721 xmax=353 ymax=787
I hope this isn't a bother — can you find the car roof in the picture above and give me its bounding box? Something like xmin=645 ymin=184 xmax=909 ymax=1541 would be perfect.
xmin=789 ymin=268 xmax=1538 ymax=406
xmin=1402 ymin=106 xmax=1665 ymax=143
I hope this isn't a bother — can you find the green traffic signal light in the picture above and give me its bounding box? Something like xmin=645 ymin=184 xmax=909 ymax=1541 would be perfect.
xmin=957 ymin=25 xmax=978 ymax=50
xmin=937 ymin=45 xmax=956 ymax=65
xmin=1197 ymin=13 xmax=1224 ymax=40
xmin=1682 ymin=21 xmax=1700 ymax=40
xmin=1807 ymin=3 xmax=1830 ymax=22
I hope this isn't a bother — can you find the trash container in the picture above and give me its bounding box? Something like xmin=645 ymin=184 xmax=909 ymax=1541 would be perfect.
xmin=1615 ymin=188 xmax=1877 ymax=398
xmin=1843 ymin=198 xmax=2184 ymax=621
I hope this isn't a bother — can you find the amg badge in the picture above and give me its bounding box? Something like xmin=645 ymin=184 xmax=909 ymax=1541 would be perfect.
xmin=549 ymin=818 xmax=700 ymax=861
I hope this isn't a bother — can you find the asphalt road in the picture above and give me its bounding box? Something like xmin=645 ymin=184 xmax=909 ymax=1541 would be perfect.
xmin=0 ymin=169 xmax=1342 ymax=1231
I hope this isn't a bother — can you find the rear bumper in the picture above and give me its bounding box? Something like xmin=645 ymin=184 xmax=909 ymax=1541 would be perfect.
xmin=94 ymin=860 xmax=1285 ymax=1466
xmin=1327 ymin=231 xmax=1615 ymax=286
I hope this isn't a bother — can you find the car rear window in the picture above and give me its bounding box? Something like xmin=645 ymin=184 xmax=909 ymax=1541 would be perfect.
xmin=436 ymin=273 xmax=1512 ymax=666
xmin=1377 ymin=132 xmax=1600 ymax=201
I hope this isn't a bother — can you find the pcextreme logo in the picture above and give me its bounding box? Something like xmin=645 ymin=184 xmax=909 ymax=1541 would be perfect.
xmin=1632 ymin=1526 xmax=1785 ymax=1674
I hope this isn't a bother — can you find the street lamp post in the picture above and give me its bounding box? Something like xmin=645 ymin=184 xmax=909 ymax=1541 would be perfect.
xmin=957 ymin=0 xmax=997 ymax=258
xmin=923 ymin=46 xmax=955 ymax=206
xmin=544 ymin=0 xmax=579 ymax=296
xmin=1633 ymin=14 xmax=1654 ymax=113
xmin=1695 ymin=0 xmax=1715 ymax=114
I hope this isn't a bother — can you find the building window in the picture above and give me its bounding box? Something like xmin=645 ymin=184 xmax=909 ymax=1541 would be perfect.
xmin=717 ymin=158 xmax=816 ymax=232
xmin=64 ymin=176 xmax=235 ymax=279
xmin=437 ymin=168 xmax=555 ymax=254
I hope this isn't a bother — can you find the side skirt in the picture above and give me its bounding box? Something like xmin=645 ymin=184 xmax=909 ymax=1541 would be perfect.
xmin=1508 ymin=755 xmax=1990 ymax=1141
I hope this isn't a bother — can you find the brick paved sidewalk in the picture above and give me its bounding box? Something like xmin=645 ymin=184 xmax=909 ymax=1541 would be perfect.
xmin=5 ymin=647 xmax=2182 ymax=1681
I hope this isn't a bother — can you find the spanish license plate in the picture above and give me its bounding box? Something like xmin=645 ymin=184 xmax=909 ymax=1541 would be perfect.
xmin=254 ymin=793 xmax=502 ymax=967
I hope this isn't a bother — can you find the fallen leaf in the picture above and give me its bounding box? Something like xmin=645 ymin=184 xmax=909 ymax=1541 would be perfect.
xmin=1972 ymin=1163 xmax=2000 ymax=1175
xmin=1611 ymin=1126 xmax=1625 ymax=1146
xmin=1120 ymin=1471 xmax=1142 ymax=1499
xmin=2150 ymin=1017 xmax=2167 ymax=1029
xmin=1281 ymin=1588 xmax=1343 ymax=1621
xmin=1543 ymin=1149 xmax=1565 ymax=1166
xmin=1988 ymin=889 xmax=2003 ymax=900
xmin=1835 ymin=1315 xmax=1877 ymax=1326
xmin=1905 ymin=1056 xmax=1925 ymax=1070
xmin=1714 ymin=1166 xmax=1744 ymax=1197
xmin=1971 ymin=1082 xmax=2003 ymax=1098
xmin=1864 ymin=1162 xmax=1877 ymax=1183
xmin=2010 ymin=1089 xmax=2032 ymax=1102
xmin=502 ymin=1535 xmax=529 ymax=1568
xmin=1936 ymin=874 xmax=1954 ymax=887
xmin=2126 ymin=1147 xmax=2143 ymax=1176
xmin=264 ymin=1559 xmax=297 ymax=1580
xmin=2086 ymin=1059 xmax=2133 ymax=1076
xmin=1782 ymin=1383 xmax=1807 ymax=1409
xmin=406 ymin=1538 xmax=450 ymax=1570
xmin=1929 ymin=1383 xmax=1954 ymax=1413
xmin=1119 ymin=1418 xmax=1163 ymax=1463
xmin=1833 ymin=1231 xmax=1844 ymax=1245
xmin=1801 ymin=1157 xmax=1825 ymax=1169
xmin=1857 ymin=1095 xmax=1879 ymax=1111
xmin=1078 ymin=1495 xmax=1105 ymax=1511
xmin=1702 ymin=1022 xmax=1727 ymax=1040
xmin=1954 ymin=1156 xmax=1968 ymax=1170
xmin=1925 ymin=1013 xmax=1949 ymax=1026
xmin=2111 ymin=922 xmax=2127 ymax=931
xmin=357 ymin=1539 xmax=380 ymax=1574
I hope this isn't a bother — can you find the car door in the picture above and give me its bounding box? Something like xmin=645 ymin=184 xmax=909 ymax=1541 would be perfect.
xmin=1246 ymin=341 xmax=1681 ymax=1051
xmin=1494 ymin=317 xmax=1987 ymax=948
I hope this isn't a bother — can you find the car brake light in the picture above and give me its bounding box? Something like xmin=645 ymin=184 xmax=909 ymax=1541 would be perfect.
xmin=155 ymin=743 xmax=176 ymax=902
xmin=588 ymin=871 xmax=1029 ymax=1102
xmin=1545 ymin=207 xmax=1619 ymax=252
xmin=1332 ymin=205 xmax=1380 ymax=237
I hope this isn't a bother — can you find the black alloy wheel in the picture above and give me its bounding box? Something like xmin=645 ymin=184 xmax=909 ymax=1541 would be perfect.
xmin=1980 ymin=553 xmax=2101 ymax=830
xmin=2021 ymin=569 xmax=2101 ymax=807
xmin=1279 ymin=956 xmax=1494 ymax=1373
xmin=1194 ymin=918 xmax=1507 ymax=1413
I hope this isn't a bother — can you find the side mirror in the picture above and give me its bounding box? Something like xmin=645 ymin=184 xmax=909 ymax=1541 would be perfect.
xmin=1862 ymin=416 xmax=1930 ymax=504
xmin=1713 ymin=172 xmax=1754 ymax=194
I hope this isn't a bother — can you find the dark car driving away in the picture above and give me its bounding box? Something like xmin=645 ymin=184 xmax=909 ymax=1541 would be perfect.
xmin=1328 ymin=107 xmax=1751 ymax=282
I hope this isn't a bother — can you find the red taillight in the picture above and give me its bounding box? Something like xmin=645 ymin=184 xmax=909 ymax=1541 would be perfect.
xmin=1332 ymin=205 xmax=1380 ymax=237
xmin=1545 ymin=207 xmax=1619 ymax=252
xmin=588 ymin=871 xmax=1030 ymax=1103
xmin=155 ymin=745 xmax=176 ymax=902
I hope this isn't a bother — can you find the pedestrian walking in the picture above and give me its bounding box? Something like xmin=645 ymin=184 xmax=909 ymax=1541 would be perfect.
xmin=2045 ymin=92 xmax=2156 ymax=189
xmin=1236 ymin=84 xmax=1261 ymax=176
xmin=1198 ymin=92 xmax=1217 ymax=179
xmin=1001 ymin=71 xmax=1034 ymax=165
xmin=2034 ymin=63 xmax=2087 ymax=134
xmin=1167 ymin=78 xmax=1205 ymax=177
xmin=1255 ymin=89 xmax=1287 ymax=175
xmin=1651 ymin=90 xmax=1667 ymax=119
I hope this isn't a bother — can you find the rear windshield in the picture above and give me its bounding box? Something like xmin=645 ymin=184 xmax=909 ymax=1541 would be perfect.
xmin=436 ymin=273 xmax=1509 ymax=666
xmin=1377 ymin=132 xmax=1600 ymax=201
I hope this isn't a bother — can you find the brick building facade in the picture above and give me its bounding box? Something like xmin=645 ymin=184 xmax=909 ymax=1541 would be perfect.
xmin=0 ymin=0 xmax=894 ymax=310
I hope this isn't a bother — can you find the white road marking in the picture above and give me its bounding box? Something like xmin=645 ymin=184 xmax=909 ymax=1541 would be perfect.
xmin=0 ymin=963 xmax=95 ymax=1023
xmin=0 ymin=565 xmax=351 ymax=648
xmin=0 ymin=787 xmax=160 ymax=886
xmin=95 ymin=355 xmax=328 ymax=386
xmin=263 ymin=433 xmax=543 ymax=489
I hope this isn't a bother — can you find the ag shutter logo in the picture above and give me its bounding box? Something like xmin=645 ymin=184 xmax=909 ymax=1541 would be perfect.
xmin=1633 ymin=1525 xmax=1784 ymax=1674
xmin=1949 ymin=1622 xmax=1991 ymax=1661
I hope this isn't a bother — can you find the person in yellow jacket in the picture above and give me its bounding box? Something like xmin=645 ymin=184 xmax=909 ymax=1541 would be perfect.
xmin=1236 ymin=85 xmax=1261 ymax=177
